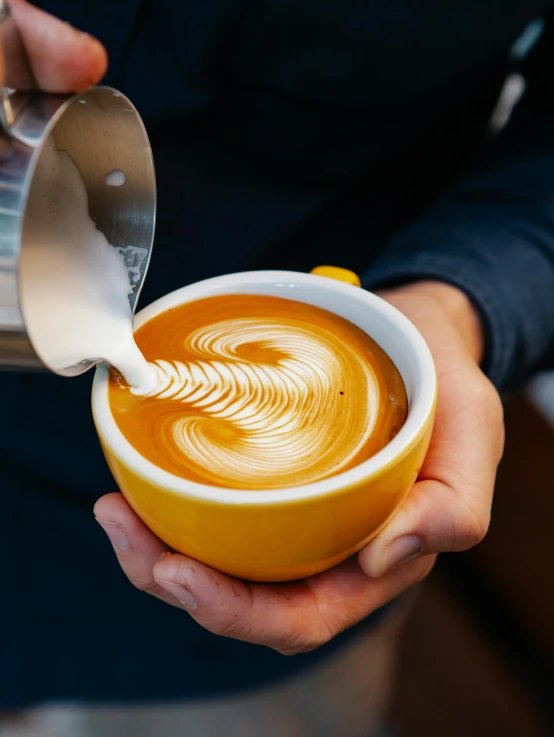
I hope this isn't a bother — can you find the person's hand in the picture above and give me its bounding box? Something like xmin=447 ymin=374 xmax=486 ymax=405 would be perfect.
xmin=0 ymin=0 xmax=106 ymax=91
xmin=94 ymin=280 xmax=504 ymax=654
xmin=358 ymin=281 xmax=503 ymax=576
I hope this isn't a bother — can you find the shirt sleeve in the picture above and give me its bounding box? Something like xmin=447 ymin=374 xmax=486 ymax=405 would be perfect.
xmin=362 ymin=22 xmax=554 ymax=392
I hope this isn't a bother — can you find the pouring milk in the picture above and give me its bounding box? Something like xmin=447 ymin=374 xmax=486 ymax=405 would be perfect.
xmin=19 ymin=137 xmax=157 ymax=392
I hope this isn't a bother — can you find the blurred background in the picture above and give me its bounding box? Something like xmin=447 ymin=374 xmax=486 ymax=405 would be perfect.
xmin=388 ymin=377 xmax=554 ymax=737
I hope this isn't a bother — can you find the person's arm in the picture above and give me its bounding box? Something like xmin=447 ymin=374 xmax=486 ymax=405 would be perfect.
xmin=364 ymin=15 xmax=554 ymax=392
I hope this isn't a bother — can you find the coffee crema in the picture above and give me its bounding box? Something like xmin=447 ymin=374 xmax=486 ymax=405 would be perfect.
xmin=108 ymin=295 xmax=408 ymax=490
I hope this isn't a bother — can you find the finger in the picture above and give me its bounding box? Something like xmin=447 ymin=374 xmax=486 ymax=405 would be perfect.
xmin=153 ymin=551 xmax=435 ymax=654
xmin=2 ymin=1 xmax=107 ymax=91
xmin=94 ymin=493 xmax=177 ymax=607
xmin=95 ymin=495 xmax=435 ymax=652
xmin=360 ymin=351 xmax=504 ymax=579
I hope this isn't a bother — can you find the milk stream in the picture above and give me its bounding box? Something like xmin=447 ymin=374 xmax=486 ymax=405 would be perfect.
xmin=20 ymin=137 xmax=157 ymax=391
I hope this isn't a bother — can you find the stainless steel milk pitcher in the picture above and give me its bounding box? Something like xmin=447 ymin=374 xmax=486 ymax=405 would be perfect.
xmin=0 ymin=82 xmax=156 ymax=375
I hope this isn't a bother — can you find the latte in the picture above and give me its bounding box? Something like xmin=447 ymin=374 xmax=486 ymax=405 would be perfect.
xmin=108 ymin=294 xmax=407 ymax=489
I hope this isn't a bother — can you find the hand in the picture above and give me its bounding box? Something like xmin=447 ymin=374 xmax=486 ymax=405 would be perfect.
xmin=0 ymin=0 xmax=106 ymax=91
xmin=94 ymin=281 xmax=504 ymax=654
xmin=359 ymin=281 xmax=503 ymax=576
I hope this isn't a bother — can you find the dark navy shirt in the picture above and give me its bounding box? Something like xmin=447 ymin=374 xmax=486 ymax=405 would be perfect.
xmin=3 ymin=0 xmax=554 ymax=706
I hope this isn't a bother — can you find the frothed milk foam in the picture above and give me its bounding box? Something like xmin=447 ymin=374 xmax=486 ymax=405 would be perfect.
xmin=109 ymin=295 xmax=408 ymax=490
xmin=20 ymin=137 xmax=157 ymax=390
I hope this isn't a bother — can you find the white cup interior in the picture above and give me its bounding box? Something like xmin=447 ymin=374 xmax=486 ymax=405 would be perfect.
xmin=92 ymin=271 xmax=437 ymax=504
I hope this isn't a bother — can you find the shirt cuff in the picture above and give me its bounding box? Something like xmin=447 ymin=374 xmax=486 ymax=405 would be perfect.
xmin=361 ymin=221 xmax=554 ymax=391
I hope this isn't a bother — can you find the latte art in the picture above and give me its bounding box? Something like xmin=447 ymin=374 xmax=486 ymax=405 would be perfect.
xmin=130 ymin=319 xmax=378 ymax=487
xmin=109 ymin=295 xmax=407 ymax=489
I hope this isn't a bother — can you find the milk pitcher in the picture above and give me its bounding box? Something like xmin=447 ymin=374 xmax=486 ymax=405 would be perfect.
xmin=0 ymin=83 xmax=156 ymax=375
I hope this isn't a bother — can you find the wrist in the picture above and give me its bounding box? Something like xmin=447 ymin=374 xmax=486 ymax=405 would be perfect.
xmin=378 ymin=280 xmax=485 ymax=364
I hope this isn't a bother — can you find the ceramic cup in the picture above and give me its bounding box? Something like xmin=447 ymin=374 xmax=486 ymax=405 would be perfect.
xmin=92 ymin=269 xmax=437 ymax=582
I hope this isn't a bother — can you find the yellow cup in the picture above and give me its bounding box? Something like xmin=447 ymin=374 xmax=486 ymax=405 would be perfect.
xmin=92 ymin=270 xmax=436 ymax=582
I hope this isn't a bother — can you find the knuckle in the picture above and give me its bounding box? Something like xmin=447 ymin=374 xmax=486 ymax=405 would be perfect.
xmin=429 ymin=482 xmax=492 ymax=552
xmin=207 ymin=610 xmax=258 ymax=643
xmin=483 ymin=382 xmax=504 ymax=431
xmin=214 ymin=616 xmax=248 ymax=639
xmin=458 ymin=503 xmax=491 ymax=549
xmin=415 ymin=555 xmax=436 ymax=583
xmin=130 ymin=575 xmax=159 ymax=595
xmin=275 ymin=630 xmax=328 ymax=656
xmin=474 ymin=378 xmax=505 ymax=444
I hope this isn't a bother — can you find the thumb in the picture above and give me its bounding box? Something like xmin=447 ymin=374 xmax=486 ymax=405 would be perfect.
xmin=0 ymin=0 xmax=107 ymax=91
xmin=358 ymin=478 xmax=488 ymax=578
xmin=359 ymin=359 xmax=503 ymax=579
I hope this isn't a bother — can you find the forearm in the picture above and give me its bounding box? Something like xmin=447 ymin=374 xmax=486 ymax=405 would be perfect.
xmin=363 ymin=174 xmax=554 ymax=392
xmin=364 ymin=18 xmax=554 ymax=392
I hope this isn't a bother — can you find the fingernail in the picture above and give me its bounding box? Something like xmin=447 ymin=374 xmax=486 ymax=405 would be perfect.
xmin=379 ymin=535 xmax=422 ymax=576
xmin=95 ymin=519 xmax=129 ymax=552
xmin=157 ymin=580 xmax=197 ymax=610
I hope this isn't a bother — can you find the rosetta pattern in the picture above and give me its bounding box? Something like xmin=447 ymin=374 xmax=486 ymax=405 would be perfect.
xmin=131 ymin=318 xmax=378 ymax=488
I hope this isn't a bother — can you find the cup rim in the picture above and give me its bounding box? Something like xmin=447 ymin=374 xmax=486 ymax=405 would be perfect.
xmin=92 ymin=270 xmax=437 ymax=505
